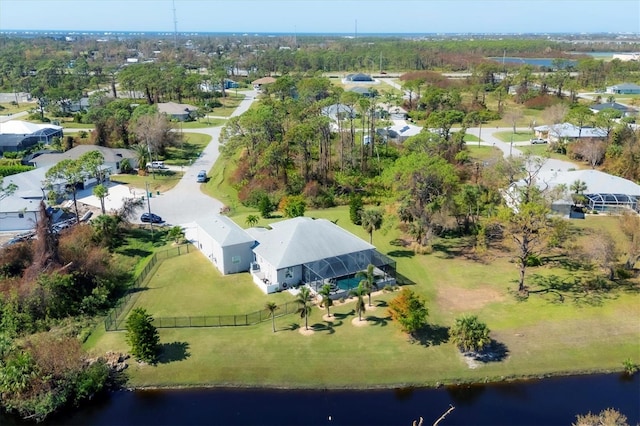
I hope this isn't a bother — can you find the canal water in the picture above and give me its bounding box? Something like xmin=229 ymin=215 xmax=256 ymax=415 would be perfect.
xmin=3 ymin=373 xmax=639 ymax=425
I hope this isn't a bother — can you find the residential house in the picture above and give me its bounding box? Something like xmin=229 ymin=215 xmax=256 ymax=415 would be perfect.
xmin=528 ymin=169 xmax=640 ymax=216
xmin=589 ymin=102 xmax=637 ymax=117
xmin=252 ymin=76 xmax=277 ymax=91
xmin=606 ymin=82 xmax=640 ymax=95
xmin=0 ymin=120 xmax=63 ymax=154
xmin=184 ymin=215 xmax=397 ymax=296
xmin=533 ymin=123 xmax=607 ymax=143
xmin=245 ymin=217 xmax=396 ymax=295
xmin=321 ymin=103 xmax=356 ymax=122
xmin=344 ymin=73 xmax=374 ymax=82
xmin=32 ymin=145 xmax=137 ymax=175
xmin=183 ymin=216 xmax=256 ymax=276
xmin=0 ymin=195 xmax=42 ymax=231
xmin=157 ymin=102 xmax=198 ymax=121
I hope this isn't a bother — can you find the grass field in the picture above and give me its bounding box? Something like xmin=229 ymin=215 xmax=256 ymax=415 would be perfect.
xmin=86 ymin=206 xmax=640 ymax=389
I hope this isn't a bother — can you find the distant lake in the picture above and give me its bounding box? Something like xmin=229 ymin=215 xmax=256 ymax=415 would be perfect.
xmin=489 ymin=57 xmax=577 ymax=68
xmin=4 ymin=373 xmax=638 ymax=426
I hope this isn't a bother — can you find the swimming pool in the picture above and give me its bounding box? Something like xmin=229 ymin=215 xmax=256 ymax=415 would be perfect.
xmin=336 ymin=276 xmax=361 ymax=291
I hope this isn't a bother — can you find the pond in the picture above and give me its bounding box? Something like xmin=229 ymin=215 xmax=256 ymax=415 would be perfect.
xmin=5 ymin=373 xmax=638 ymax=426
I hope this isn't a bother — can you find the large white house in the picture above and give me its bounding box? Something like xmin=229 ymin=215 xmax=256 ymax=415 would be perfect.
xmin=185 ymin=215 xmax=396 ymax=295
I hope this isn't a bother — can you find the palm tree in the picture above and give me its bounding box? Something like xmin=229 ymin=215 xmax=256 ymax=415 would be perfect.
xmin=361 ymin=209 xmax=383 ymax=244
xmin=449 ymin=315 xmax=491 ymax=353
xmin=265 ymin=301 xmax=279 ymax=333
xmin=296 ymin=286 xmax=313 ymax=330
xmin=245 ymin=214 xmax=259 ymax=228
xmin=132 ymin=143 xmax=149 ymax=173
xmin=350 ymin=284 xmax=367 ymax=322
xmin=92 ymin=183 xmax=109 ymax=215
xmin=319 ymin=284 xmax=333 ymax=318
xmin=356 ymin=264 xmax=377 ymax=307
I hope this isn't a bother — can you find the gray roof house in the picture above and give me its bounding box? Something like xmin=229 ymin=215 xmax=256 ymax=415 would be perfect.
xmin=534 ymin=123 xmax=608 ymax=143
xmin=33 ymin=145 xmax=137 ymax=174
xmin=185 ymin=216 xmax=397 ymax=296
xmin=183 ymin=216 xmax=256 ymax=276
xmin=0 ymin=194 xmax=42 ymax=232
xmin=245 ymin=217 xmax=396 ymax=295
xmin=157 ymin=102 xmax=198 ymax=121
xmin=321 ymin=103 xmax=356 ymax=121
xmin=589 ymin=102 xmax=638 ymax=117
xmin=606 ymin=82 xmax=640 ymax=95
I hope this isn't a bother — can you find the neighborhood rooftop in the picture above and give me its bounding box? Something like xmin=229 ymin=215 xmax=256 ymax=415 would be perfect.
xmin=246 ymin=217 xmax=375 ymax=270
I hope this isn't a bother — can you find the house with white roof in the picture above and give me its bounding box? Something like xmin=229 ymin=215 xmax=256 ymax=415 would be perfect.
xmin=245 ymin=217 xmax=396 ymax=295
xmin=185 ymin=215 xmax=397 ymax=295
xmin=0 ymin=120 xmax=63 ymax=154
xmin=183 ymin=216 xmax=256 ymax=276
xmin=533 ymin=123 xmax=607 ymax=143
xmin=0 ymin=195 xmax=42 ymax=231
xmin=507 ymin=169 xmax=640 ymax=217
xmin=157 ymin=102 xmax=198 ymax=121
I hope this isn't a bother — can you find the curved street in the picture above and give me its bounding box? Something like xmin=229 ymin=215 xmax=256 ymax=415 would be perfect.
xmin=137 ymin=90 xmax=258 ymax=226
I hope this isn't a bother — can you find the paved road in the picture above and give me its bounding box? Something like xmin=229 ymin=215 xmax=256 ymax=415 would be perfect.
xmin=465 ymin=126 xmax=578 ymax=174
xmin=138 ymin=90 xmax=258 ymax=227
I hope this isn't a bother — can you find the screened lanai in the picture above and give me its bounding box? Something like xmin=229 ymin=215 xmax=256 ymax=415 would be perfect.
xmin=303 ymin=249 xmax=396 ymax=296
xmin=585 ymin=193 xmax=639 ymax=213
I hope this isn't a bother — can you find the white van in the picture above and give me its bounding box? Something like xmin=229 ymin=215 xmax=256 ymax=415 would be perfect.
xmin=146 ymin=161 xmax=166 ymax=169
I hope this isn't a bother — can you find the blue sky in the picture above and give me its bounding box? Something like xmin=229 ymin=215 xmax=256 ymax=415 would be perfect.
xmin=0 ymin=0 xmax=639 ymax=34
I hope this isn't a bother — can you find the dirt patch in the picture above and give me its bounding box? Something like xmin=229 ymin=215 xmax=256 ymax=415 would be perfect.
xmin=351 ymin=317 xmax=369 ymax=327
xmin=436 ymin=285 xmax=505 ymax=312
xmin=298 ymin=327 xmax=315 ymax=336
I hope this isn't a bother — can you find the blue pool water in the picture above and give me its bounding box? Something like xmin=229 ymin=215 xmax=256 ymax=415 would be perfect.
xmin=337 ymin=276 xmax=361 ymax=291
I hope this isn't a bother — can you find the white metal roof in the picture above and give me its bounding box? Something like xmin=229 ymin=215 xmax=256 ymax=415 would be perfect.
xmin=0 ymin=120 xmax=62 ymax=135
xmin=196 ymin=215 xmax=255 ymax=247
xmin=247 ymin=217 xmax=374 ymax=269
xmin=537 ymin=169 xmax=640 ymax=196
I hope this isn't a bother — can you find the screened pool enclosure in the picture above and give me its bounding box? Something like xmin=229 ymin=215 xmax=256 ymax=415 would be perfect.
xmin=585 ymin=193 xmax=638 ymax=213
xmin=302 ymin=249 xmax=396 ymax=297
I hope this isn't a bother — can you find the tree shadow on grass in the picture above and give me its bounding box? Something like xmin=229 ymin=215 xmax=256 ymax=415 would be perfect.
xmin=526 ymin=273 xmax=619 ymax=306
xmin=467 ymin=339 xmax=509 ymax=363
xmin=331 ymin=311 xmax=352 ymax=321
xmin=387 ymin=250 xmax=415 ymax=258
xmin=542 ymin=253 xmax=591 ymax=272
xmin=395 ymin=272 xmax=416 ymax=286
xmin=413 ymin=324 xmax=450 ymax=347
xmin=311 ymin=322 xmax=336 ymax=334
xmin=118 ymin=247 xmax=153 ymax=258
xmin=286 ymin=323 xmax=300 ymax=331
xmin=365 ymin=315 xmax=391 ymax=327
xmin=157 ymin=341 xmax=190 ymax=364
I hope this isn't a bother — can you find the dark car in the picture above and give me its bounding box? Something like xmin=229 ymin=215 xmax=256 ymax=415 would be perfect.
xmin=141 ymin=213 xmax=163 ymax=223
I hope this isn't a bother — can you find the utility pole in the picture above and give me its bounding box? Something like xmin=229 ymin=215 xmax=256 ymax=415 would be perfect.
xmin=145 ymin=181 xmax=153 ymax=239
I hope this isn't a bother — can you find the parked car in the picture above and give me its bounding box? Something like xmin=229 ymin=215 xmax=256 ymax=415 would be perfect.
xmin=140 ymin=213 xmax=163 ymax=223
xmin=146 ymin=161 xmax=167 ymax=169
xmin=197 ymin=170 xmax=207 ymax=182
xmin=530 ymin=138 xmax=548 ymax=144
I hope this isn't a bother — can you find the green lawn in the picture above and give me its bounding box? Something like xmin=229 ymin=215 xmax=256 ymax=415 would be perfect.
xmin=110 ymin=170 xmax=183 ymax=194
xmin=86 ymin=207 xmax=640 ymax=389
xmin=493 ymin=130 xmax=535 ymax=142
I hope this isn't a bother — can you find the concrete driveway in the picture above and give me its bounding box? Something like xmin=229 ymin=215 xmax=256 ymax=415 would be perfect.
xmin=135 ymin=90 xmax=258 ymax=227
